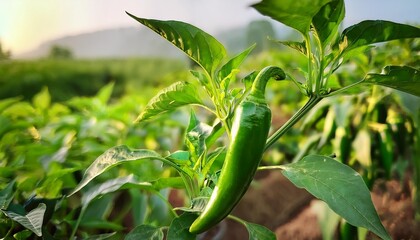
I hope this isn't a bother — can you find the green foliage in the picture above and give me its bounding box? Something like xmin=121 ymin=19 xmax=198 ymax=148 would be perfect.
xmin=363 ymin=66 xmax=420 ymax=96
xmin=0 ymin=58 xmax=186 ymax=101
xmin=312 ymin=0 xmax=345 ymax=48
xmin=282 ymin=155 xmax=390 ymax=240
xmin=338 ymin=20 xmax=420 ymax=53
xmin=0 ymin=83 xmax=188 ymax=238
xmin=48 ymin=45 xmax=74 ymax=59
xmin=167 ymin=213 xmax=197 ymax=240
xmin=0 ymin=181 xmax=15 ymax=209
xmin=68 ymin=145 xmax=191 ymax=197
xmin=125 ymin=225 xmax=164 ymax=240
xmin=136 ymin=81 xmax=204 ymax=122
xmin=2 ymin=204 xmax=46 ymax=237
xmin=127 ymin=13 xmax=226 ymax=77
xmin=233 ymin=217 xmax=277 ymax=240
xmin=252 ymin=0 xmax=333 ymax=35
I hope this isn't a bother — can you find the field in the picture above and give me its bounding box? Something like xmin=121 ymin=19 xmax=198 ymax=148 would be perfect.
xmin=0 ymin=58 xmax=187 ymax=101
xmin=1 ymin=1 xmax=420 ymax=239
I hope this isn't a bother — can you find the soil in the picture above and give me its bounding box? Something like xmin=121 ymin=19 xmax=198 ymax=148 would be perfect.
xmin=192 ymin=171 xmax=420 ymax=240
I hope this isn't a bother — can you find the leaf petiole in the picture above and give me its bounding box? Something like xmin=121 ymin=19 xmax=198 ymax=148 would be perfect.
xmin=265 ymin=96 xmax=322 ymax=151
xmin=323 ymin=79 xmax=365 ymax=97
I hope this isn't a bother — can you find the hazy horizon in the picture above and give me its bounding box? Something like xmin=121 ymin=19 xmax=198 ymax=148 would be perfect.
xmin=1 ymin=0 xmax=419 ymax=56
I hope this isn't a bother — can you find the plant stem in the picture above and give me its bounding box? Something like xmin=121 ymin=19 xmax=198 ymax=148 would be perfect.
xmin=265 ymin=96 xmax=322 ymax=151
xmin=323 ymin=79 xmax=364 ymax=97
xmin=204 ymin=70 xmax=232 ymax=138
xmin=226 ymin=214 xmax=246 ymax=225
xmin=257 ymin=165 xmax=286 ymax=171
xmin=4 ymin=221 xmax=15 ymax=239
xmin=160 ymin=156 xmax=197 ymax=198
xmin=154 ymin=190 xmax=179 ymax=218
xmin=315 ymin=38 xmax=324 ymax=94
xmin=70 ymin=207 xmax=85 ymax=239
xmin=304 ymin=34 xmax=314 ymax=95
xmin=193 ymin=103 xmax=218 ymax=117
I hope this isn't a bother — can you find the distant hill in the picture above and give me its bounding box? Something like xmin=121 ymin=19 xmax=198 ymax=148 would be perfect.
xmin=16 ymin=27 xmax=184 ymax=59
xmin=16 ymin=20 xmax=291 ymax=59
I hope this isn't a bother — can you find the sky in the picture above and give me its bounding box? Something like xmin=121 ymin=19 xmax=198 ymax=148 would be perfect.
xmin=1 ymin=0 xmax=419 ymax=56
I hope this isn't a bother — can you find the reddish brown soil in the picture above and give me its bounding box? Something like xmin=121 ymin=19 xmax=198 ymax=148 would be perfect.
xmin=192 ymin=171 xmax=420 ymax=240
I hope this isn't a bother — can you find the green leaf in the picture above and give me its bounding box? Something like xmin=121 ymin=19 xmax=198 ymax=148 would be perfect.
xmin=282 ymin=155 xmax=391 ymax=240
xmin=147 ymin=190 xmax=171 ymax=226
xmin=125 ymin=225 xmax=164 ymax=240
xmin=2 ymin=203 xmax=46 ymax=237
xmin=186 ymin=109 xmax=200 ymax=133
xmin=312 ymin=0 xmax=345 ymax=47
xmin=379 ymin=126 xmax=393 ymax=179
xmin=152 ymin=177 xmax=186 ymax=190
xmin=242 ymin=71 xmax=259 ymax=91
xmin=2 ymin=102 xmax=35 ymax=118
xmin=167 ymin=151 xmax=190 ymax=165
xmin=0 ymin=180 xmax=15 ymax=209
xmin=81 ymin=175 xmax=153 ymax=210
xmin=277 ymin=41 xmax=307 ymax=55
xmin=0 ymin=97 xmax=21 ymax=113
xmin=190 ymin=70 xmax=211 ymax=93
xmin=363 ymin=66 xmax=420 ymax=97
xmin=202 ymin=147 xmax=226 ymax=177
xmin=339 ymin=20 xmax=420 ymax=52
xmin=352 ymin=129 xmax=372 ymax=168
xmin=205 ymin=120 xmax=225 ymax=148
xmin=218 ymin=44 xmax=256 ymax=82
xmin=136 ymin=81 xmax=203 ymax=122
xmin=220 ymin=69 xmax=239 ymax=95
xmin=32 ymin=87 xmax=51 ymax=111
xmin=39 ymin=131 xmax=77 ymax=173
xmin=230 ymin=216 xmax=276 ymax=240
xmin=13 ymin=230 xmax=33 ymax=240
xmin=185 ymin=110 xmax=212 ymax=163
xmin=79 ymin=219 xmax=124 ymax=231
xmin=96 ymin=82 xmax=115 ymax=105
xmin=84 ymin=232 xmax=117 ymax=240
xmin=252 ymin=0 xmax=333 ymax=35
xmin=167 ymin=213 xmax=197 ymax=240
xmin=329 ymin=45 xmax=373 ymax=76
xmin=178 ymin=196 xmax=209 ymax=213
xmin=36 ymin=167 xmax=78 ymax=198
xmin=21 ymin=197 xmax=58 ymax=227
xmin=129 ymin=189 xmax=148 ymax=226
xmin=243 ymin=222 xmax=276 ymax=240
xmin=6 ymin=203 xmax=26 ymax=215
xmin=81 ymin=194 xmax=114 ymax=222
xmin=127 ymin=13 xmax=226 ymax=76
xmin=67 ymin=145 xmax=174 ymax=196
xmin=318 ymin=108 xmax=336 ymax=148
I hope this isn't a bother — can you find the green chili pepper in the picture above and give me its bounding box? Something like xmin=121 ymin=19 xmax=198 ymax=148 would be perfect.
xmin=379 ymin=125 xmax=393 ymax=179
xmin=336 ymin=126 xmax=351 ymax=164
xmin=189 ymin=66 xmax=285 ymax=234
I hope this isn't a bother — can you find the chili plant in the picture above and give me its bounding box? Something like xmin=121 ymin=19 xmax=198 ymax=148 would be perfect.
xmin=2 ymin=0 xmax=420 ymax=239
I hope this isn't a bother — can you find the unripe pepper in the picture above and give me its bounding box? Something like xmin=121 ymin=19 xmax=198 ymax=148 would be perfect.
xmin=379 ymin=125 xmax=393 ymax=179
xmin=189 ymin=66 xmax=285 ymax=234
